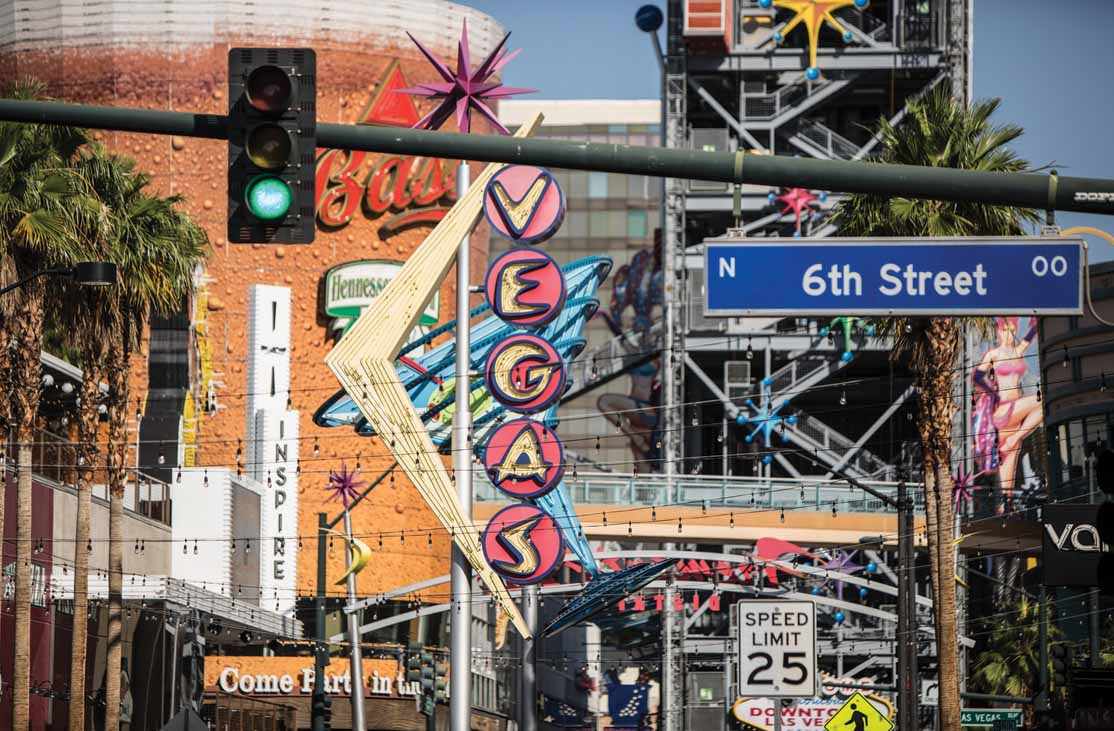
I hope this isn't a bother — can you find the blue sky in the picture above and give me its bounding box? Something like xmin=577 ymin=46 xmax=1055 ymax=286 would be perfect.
xmin=467 ymin=0 xmax=1114 ymax=261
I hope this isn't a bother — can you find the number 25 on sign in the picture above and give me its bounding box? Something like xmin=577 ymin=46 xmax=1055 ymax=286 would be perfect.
xmin=736 ymin=600 xmax=818 ymax=698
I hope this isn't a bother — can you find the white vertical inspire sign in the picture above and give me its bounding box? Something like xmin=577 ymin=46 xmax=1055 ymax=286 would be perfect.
xmin=736 ymin=600 xmax=818 ymax=698
xmin=247 ymin=285 xmax=299 ymax=613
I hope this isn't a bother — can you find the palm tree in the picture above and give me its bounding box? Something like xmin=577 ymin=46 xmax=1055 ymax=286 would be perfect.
xmin=0 ymin=81 xmax=95 ymax=729
xmin=82 ymin=152 xmax=208 ymax=731
xmin=973 ymin=596 xmax=1062 ymax=727
xmin=58 ymin=147 xmax=119 ymax=731
xmin=833 ymin=85 xmax=1038 ymax=730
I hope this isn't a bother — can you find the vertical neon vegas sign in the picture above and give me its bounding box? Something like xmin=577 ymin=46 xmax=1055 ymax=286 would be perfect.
xmin=479 ymin=165 xmax=572 ymax=585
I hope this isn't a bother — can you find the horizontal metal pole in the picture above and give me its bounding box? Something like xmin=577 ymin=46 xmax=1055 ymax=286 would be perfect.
xmin=2 ymin=98 xmax=1113 ymax=215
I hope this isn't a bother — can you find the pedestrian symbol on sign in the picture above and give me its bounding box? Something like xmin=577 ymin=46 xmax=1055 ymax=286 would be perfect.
xmin=823 ymin=691 xmax=894 ymax=731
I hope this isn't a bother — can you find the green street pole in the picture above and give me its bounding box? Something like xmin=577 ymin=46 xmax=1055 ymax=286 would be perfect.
xmin=1 ymin=98 xmax=1113 ymax=215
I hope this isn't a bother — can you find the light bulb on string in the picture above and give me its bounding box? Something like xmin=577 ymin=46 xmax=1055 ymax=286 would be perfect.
xmin=839 ymin=390 xmax=847 ymax=406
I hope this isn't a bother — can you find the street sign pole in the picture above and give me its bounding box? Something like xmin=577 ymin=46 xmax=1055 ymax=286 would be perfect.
xmin=450 ymin=161 xmax=473 ymax=731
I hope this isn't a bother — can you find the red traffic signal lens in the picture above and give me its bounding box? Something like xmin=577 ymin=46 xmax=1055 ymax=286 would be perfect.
xmin=245 ymin=65 xmax=292 ymax=114
xmin=245 ymin=123 xmax=293 ymax=170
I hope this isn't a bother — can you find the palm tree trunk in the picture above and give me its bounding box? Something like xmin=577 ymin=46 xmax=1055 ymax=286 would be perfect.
xmin=14 ymin=435 xmax=34 ymax=731
xmin=69 ymin=368 xmax=101 ymax=731
xmin=11 ymin=278 xmax=46 ymax=731
xmin=914 ymin=318 xmax=962 ymax=731
xmin=104 ymin=336 xmax=129 ymax=731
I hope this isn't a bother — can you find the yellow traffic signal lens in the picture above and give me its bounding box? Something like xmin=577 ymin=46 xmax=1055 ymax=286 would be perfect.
xmin=245 ymin=123 xmax=292 ymax=170
xmin=245 ymin=65 xmax=292 ymax=114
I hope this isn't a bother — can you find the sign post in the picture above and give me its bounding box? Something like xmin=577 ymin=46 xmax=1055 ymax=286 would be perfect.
xmin=705 ymin=237 xmax=1084 ymax=316
xmin=736 ymin=600 xmax=818 ymax=698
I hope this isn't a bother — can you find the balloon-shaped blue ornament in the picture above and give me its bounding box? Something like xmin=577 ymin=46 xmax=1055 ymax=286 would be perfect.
xmin=805 ymin=67 xmax=820 ymax=81
xmin=759 ymin=0 xmax=773 ymax=8
xmin=834 ymin=611 xmax=846 ymax=624
xmin=858 ymin=587 xmax=869 ymax=599
xmin=773 ymin=31 xmax=783 ymax=43
xmin=843 ymin=30 xmax=854 ymax=43
xmin=811 ymin=585 xmax=822 ymax=596
xmin=854 ymin=0 xmax=869 ymax=7
xmin=867 ymin=561 xmax=878 ymax=573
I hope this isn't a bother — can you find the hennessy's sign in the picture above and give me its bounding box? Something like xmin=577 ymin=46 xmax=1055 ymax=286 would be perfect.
xmin=315 ymin=60 xmax=457 ymax=235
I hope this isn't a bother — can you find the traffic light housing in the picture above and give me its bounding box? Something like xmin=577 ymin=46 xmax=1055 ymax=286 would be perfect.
xmin=311 ymin=693 xmax=332 ymax=730
xmin=434 ymin=656 xmax=449 ymax=702
xmin=406 ymin=644 xmax=423 ymax=685
xmin=228 ymin=48 xmax=316 ymax=244
xmin=420 ymin=650 xmax=435 ymax=693
xmin=1050 ymin=643 xmax=1073 ymax=689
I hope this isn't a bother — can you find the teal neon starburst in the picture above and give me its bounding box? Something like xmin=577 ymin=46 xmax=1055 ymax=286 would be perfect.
xmin=735 ymin=377 xmax=797 ymax=464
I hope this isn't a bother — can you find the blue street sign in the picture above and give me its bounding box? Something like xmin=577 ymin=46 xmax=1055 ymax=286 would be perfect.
xmin=704 ymin=237 xmax=1084 ymax=316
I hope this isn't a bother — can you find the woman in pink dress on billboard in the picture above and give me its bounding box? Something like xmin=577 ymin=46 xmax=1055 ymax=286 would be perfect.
xmin=972 ymin=316 xmax=1042 ymax=508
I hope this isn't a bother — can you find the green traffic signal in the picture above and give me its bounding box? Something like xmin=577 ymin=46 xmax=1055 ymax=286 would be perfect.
xmin=244 ymin=176 xmax=294 ymax=221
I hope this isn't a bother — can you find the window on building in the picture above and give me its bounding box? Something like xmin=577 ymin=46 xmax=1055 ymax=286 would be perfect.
xmin=588 ymin=172 xmax=608 ymax=198
xmin=627 ymin=210 xmax=648 ymax=239
xmin=589 ymin=210 xmax=609 ymax=237
xmin=567 ymin=212 xmax=589 ymax=238
xmin=568 ymin=171 xmax=588 ymax=199
xmin=608 ymin=210 xmax=627 ymax=238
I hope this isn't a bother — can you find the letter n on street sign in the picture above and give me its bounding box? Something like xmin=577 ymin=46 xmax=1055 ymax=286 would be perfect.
xmin=736 ymin=600 xmax=817 ymax=698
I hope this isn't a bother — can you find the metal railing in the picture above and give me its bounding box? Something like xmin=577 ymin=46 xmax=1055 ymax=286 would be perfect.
xmin=788 ymin=411 xmax=892 ymax=479
xmin=5 ymin=428 xmax=171 ymax=527
xmin=565 ymin=322 xmax=662 ymax=402
xmin=475 ymin=471 xmax=923 ymax=514
xmin=744 ymin=75 xmax=831 ymax=121
xmin=796 ymin=118 xmax=862 ymax=160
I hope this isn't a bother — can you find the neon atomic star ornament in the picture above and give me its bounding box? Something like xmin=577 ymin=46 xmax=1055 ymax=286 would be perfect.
xmin=758 ymin=0 xmax=870 ymax=79
xmin=819 ymin=316 xmax=876 ymax=362
xmin=735 ymin=377 xmax=797 ymax=464
xmin=400 ymin=20 xmax=535 ymax=134
xmin=325 ymin=462 xmax=364 ymax=509
xmin=767 ymin=187 xmax=826 ymax=236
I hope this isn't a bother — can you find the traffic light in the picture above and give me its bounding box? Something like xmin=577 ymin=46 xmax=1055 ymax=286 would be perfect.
xmin=227 ymin=48 xmax=316 ymax=244
xmin=406 ymin=644 xmax=423 ymax=685
xmin=1050 ymin=642 xmax=1073 ymax=689
xmin=434 ymin=656 xmax=449 ymax=702
xmin=311 ymin=693 xmax=332 ymax=730
xmin=420 ymin=650 xmax=435 ymax=694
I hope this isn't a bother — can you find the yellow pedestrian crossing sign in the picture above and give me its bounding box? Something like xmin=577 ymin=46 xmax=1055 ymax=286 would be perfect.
xmin=823 ymin=691 xmax=894 ymax=731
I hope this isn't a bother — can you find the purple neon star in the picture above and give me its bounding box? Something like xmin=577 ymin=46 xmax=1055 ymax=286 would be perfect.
xmin=821 ymin=550 xmax=863 ymax=600
xmin=398 ymin=20 xmax=535 ymax=135
xmin=326 ymin=463 xmax=364 ymax=509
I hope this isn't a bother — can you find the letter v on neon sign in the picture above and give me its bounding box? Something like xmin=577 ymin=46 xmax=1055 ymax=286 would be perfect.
xmin=325 ymin=114 xmax=545 ymax=638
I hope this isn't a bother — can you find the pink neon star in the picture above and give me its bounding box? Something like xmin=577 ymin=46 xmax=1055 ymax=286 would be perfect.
xmin=775 ymin=187 xmax=820 ymax=232
xmin=398 ymin=20 xmax=535 ymax=135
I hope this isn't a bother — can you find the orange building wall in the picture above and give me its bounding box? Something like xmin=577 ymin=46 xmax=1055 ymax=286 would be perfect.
xmin=7 ymin=39 xmax=494 ymax=600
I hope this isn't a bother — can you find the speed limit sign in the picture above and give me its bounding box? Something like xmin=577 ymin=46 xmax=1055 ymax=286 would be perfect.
xmin=736 ymin=600 xmax=817 ymax=698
